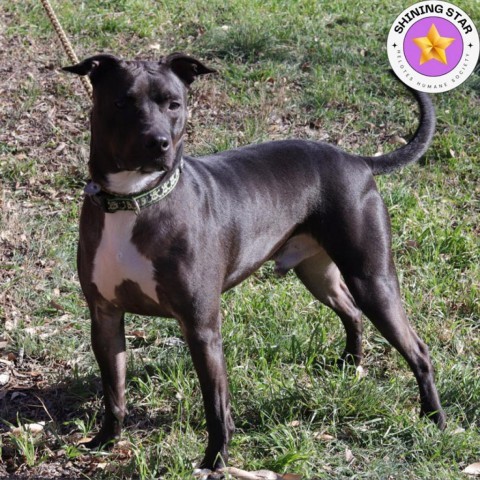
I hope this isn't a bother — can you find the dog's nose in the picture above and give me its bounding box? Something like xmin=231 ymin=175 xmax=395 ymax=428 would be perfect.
xmin=146 ymin=135 xmax=170 ymax=153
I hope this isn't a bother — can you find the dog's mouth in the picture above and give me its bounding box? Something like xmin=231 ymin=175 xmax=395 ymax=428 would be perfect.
xmin=135 ymin=162 xmax=171 ymax=176
xmin=114 ymin=155 xmax=172 ymax=175
xmin=137 ymin=165 xmax=168 ymax=174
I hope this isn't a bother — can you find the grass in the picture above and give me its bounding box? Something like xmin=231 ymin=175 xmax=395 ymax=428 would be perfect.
xmin=0 ymin=0 xmax=479 ymax=478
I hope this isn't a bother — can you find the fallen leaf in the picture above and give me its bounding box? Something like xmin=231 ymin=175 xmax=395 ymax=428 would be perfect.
xmin=175 ymin=391 xmax=184 ymax=400
xmin=116 ymin=440 xmax=132 ymax=449
xmin=24 ymin=327 xmax=38 ymax=335
xmin=27 ymin=423 xmax=45 ymax=435
xmin=39 ymin=329 xmax=59 ymax=339
xmin=464 ymin=463 xmax=480 ymax=476
xmin=6 ymin=352 xmax=16 ymax=362
xmin=4 ymin=319 xmax=16 ymax=331
xmin=389 ymin=135 xmax=408 ymax=145
xmin=77 ymin=437 xmax=93 ymax=444
xmin=345 ymin=448 xmax=355 ymax=464
xmin=220 ymin=467 xmax=279 ymax=479
xmin=54 ymin=142 xmax=66 ymax=154
xmin=356 ymin=365 xmax=367 ymax=378
xmin=12 ymin=370 xmax=42 ymax=379
xmin=131 ymin=330 xmax=146 ymax=338
xmin=49 ymin=299 xmax=64 ymax=311
xmin=313 ymin=432 xmax=335 ymax=441
xmin=0 ymin=373 xmax=10 ymax=386
xmin=219 ymin=467 xmax=301 ymax=480
xmin=159 ymin=337 xmax=185 ymax=348
xmin=11 ymin=422 xmax=45 ymax=436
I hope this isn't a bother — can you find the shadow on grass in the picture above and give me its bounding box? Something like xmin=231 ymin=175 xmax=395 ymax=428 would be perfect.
xmin=0 ymin=372 xmax=178 ymax=477
xmin=0 ymin=373 xmax=102 ymax=434
xmin=0 ymin=371 xmax=179 ymax=436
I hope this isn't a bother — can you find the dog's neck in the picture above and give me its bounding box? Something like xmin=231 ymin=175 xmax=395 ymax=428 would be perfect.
xmin=89 ymin=141 xmax=185 ymax=196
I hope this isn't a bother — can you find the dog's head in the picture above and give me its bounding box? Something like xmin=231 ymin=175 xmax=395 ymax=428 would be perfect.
xmin=63 ymin=53 xmax=214 ymax=187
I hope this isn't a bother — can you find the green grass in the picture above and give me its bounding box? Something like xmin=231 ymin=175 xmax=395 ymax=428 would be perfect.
xmin=1 ymin=0 xmax=479 ymax=478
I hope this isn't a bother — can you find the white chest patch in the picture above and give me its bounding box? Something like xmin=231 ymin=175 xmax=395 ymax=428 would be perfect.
xmin=92 ymin=211 xmax=159 ymax=304
xmin=107 ymin=171 xmax=163 ymax=195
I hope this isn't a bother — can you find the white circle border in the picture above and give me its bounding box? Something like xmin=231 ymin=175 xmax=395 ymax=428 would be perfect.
xmin=387 ymin=1 xmax=479 ymax=93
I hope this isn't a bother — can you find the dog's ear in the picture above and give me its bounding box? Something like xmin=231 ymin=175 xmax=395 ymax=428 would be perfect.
xmin=62 ymin=54 xmax=120 ymax=82
xmin=164 ymin=52 xmax=216 ymax=86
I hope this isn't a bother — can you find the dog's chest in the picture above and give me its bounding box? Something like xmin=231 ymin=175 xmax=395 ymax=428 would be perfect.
xmin=92 ymin=211 xmax=158 ymax=305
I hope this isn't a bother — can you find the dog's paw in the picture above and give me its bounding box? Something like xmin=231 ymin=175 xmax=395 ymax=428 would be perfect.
xmin=420 ymin=407 xmax=447 ymax=430
xmin=337 ymin=351 xmax=363 ymax=369
xmin=78 ymin=431 xmax=118 ymax=451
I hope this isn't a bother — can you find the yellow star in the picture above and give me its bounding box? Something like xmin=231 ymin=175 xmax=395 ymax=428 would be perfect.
xmin=413 ymin=23 xmax=455 ymax=65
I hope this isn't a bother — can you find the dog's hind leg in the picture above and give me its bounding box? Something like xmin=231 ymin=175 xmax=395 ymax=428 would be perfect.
xmin=294 ymin=247 xmax=364 ymax=366
xmin=343 ymin=271 xmax=446 ymax=427
xmin=321 ymin=186 xmax=446 ymax=428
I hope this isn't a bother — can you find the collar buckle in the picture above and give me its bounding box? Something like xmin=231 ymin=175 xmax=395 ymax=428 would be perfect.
xmin=132 ymin=198 xmax=141 ymax=215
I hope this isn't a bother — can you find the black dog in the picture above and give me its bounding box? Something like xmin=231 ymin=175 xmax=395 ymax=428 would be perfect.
xmin=63 ymin=53 xmax=445 ymax=472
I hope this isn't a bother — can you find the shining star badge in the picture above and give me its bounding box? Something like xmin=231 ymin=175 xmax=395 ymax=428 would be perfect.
xmin=387 ymin=1 xmax=479 ymax=93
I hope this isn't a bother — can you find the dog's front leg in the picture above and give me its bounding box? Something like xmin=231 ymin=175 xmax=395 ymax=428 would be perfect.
xmin=180 ymin=308 xmax=235 ymax=471
xmin=84 ymin=301 xmax=126 ymax=449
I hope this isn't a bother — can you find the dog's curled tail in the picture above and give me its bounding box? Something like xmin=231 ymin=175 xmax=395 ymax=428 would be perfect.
xmin=363 ymin=86 xmax=435 ymax=176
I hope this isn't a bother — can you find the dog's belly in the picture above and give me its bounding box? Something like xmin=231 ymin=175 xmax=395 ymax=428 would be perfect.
xmin=92 ymin=211 xmax=159 ymax=307
xmin=272 ymin=234 xmax=322 ymax=275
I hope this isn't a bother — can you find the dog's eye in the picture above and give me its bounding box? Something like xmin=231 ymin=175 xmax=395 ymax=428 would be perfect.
xmin=115 ymin=97 xmax=128 ymax=109
xmin=169 ymin=101 xmax=181 ymax=111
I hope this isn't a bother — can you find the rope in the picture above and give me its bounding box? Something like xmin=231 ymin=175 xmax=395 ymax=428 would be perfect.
xmin=39 ymin=0 xmax=93 ymax=98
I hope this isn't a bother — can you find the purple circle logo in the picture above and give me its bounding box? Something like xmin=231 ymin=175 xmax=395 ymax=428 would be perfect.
xmin=404 ymin=17 xmax=463 ymax=77
xmin=387 ymin=1 xmax=480 ymax=93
